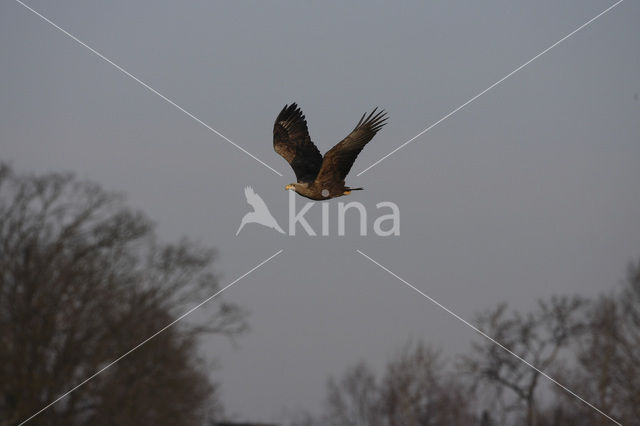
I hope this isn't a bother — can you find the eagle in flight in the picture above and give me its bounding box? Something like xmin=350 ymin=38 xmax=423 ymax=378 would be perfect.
xmin=273 ymin=103 xmax=388 ymax=200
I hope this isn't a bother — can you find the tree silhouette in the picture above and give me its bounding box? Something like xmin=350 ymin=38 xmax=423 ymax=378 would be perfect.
xmin=0 ymin=163 xmax=247 ymax=425
xmin=550 ymin=261 xmax=640 ymax=425
xmin=461 ymin=296 xmax=586 ymax=426
xmin=296 ymin=341 xmax=475 ymax=426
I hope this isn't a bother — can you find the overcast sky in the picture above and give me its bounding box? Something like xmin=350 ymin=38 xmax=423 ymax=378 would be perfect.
xmin=1 ymin=0 xmax=639 ymax=422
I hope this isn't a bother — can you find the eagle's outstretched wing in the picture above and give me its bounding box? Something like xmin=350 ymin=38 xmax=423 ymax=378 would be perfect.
xmin=315 ymin=108 xmax=387 ymax=186
xmin=273 ymin=103 xmax=323 ymax=183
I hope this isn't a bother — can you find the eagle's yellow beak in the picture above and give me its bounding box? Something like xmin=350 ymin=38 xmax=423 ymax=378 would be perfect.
xmin=285 ymin=184 xmax=295 ymax=191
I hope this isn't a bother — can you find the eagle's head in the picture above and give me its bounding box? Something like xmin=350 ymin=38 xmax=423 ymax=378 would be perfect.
xmin=285 ymin=183 xmax=309 ymax=191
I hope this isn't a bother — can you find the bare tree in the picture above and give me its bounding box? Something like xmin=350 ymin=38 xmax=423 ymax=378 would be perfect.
xmin=298 ymin=341 xmax=475 ymax=426
xmin=324 ymin=361 xmax=382 ymax=426
xmin=550 ymin=260 xmax=640 ymax=426
xmin=0 ymin=164 xmax=248 ymax=425
xmin=460 ymin=296 xmax=586 ymax=426
xmin=288 ymin=260 xmax=640 ymax=426
xmin=380 ymin=341 xmax=475 ymax=426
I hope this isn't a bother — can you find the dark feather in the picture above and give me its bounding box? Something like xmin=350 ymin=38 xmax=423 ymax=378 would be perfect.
xmin=315 ymin=108 xmax=388 ymax=186
xmin=273 ymin=103 xmax=323 ymax=183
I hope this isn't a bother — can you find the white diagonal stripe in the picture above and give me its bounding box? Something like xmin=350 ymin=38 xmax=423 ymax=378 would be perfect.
xmin=18 ymin=249 xmax=284 ymax=425
xmin=357 ymin=0 xmax=624 ymax=176
xmin=357 ymin=249 xmax=622 ymax=426
xmin=14 ymin=0 xmax=283 ymax=177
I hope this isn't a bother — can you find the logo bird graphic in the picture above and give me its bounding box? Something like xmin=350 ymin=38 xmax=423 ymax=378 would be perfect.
xmin=236 ymin=186 xmax=285 ymax=235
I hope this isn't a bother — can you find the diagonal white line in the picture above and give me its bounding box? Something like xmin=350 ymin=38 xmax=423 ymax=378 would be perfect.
xmin=357 ymin=0 xmax=625 ymax=176
xmin=356 ymin=249 xmax=622 ymax=426
xmin=18 ymin=249 xmax=284 ymax=426
xmin=14 ymin=0 xmax=283 ymax=177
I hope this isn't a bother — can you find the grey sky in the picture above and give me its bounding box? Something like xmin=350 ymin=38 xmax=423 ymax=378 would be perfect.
xmin=1 ymin=0 xmax=639 ymax=422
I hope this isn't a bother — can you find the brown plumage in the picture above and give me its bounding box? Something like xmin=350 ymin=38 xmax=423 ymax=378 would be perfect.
xmin=273 ymin=103 xmax=388 ymax=200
